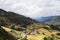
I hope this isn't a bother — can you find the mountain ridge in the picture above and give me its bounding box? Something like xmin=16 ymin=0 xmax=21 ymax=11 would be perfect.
xmin=36 ymin=16 xmax=60 ymax=23
xmin=0 ymin=9 xmax=38 ymax=28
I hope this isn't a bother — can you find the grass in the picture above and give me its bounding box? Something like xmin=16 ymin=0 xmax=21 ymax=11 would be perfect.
xmin=1 ymin=26 xmax=26 ymax=40
xmin=1 ymin=26 xmax=60 ymax=40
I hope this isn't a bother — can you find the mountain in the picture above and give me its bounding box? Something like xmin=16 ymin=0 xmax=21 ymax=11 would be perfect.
xmin=44 ymin=16 xmax=60 ymax=25
xmin=36 ymin=16 xmax=60 ymax=31
xmin=36 ymin=16 xmax=54 ymax=23
xmin=36 ymin=16 xmax=60 ymax=24
xmin=0 ymin=9 xmax=38 ymax=28
xmin=0 ymin=9 xmax=60 ymax=40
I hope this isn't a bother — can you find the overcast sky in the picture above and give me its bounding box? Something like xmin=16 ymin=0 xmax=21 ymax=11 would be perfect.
xmin=0 ymin=0 xmax=60 ymax=19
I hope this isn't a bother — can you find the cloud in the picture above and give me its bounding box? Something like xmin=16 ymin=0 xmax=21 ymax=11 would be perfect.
xmin=0 ymin=0 xmax=60 ymax=18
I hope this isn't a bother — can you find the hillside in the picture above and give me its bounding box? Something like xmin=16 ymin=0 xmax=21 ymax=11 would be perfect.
xmin=45 ymin=16 xmax=60 ymax=25
xmin=36 ymin=16 xmax=60 ymax=25
xmin=0 ymin=26 xmax=16 ymax=40
xmin=36 ymin=16 xmax=60 ymax=31
xmin=1 ymin=25 xmax=60 ymax=40
xmin=0 ymin=9 xmax=60 ymax=40
xmin=0 ymin=9 xmax=38 ymax=29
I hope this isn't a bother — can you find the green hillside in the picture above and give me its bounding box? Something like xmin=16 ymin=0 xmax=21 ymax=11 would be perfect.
xmin=45 ymin=16 xmax=60 ymax=25
xmin=0 ymin=9 xmax=60 ymax=40
xmin=1 ymin=25 xmax=60 ymax=40
xmin=44 ymin=16 xmax=60 ymax=31
xmin=0 ymin=9 xmax=37 ymax=26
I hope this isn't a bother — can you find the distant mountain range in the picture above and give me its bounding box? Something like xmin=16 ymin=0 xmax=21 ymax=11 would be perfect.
xmin=36 ymin=16 xmax=54 ymax=23
xmin=36 ymin=16 xmax=60 ymax=25
xmin=36 ymin=16 xmax=60 ymax=31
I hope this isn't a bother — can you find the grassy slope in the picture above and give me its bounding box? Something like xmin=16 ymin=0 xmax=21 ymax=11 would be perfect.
xmin=1 ymin=24 xmax=60 ymax=40
xmin=0 ymin=27 xmax=16 ymax=40
xmin=0 ymin=9 xmax=60 ymax=40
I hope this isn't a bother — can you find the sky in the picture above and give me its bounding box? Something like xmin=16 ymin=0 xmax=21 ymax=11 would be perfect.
xmin=0 ymin=0 xmax=60 ymax=19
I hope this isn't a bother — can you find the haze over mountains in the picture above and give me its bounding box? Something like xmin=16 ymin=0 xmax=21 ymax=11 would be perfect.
xmin=36 ymin=16 xmax=54 ymax=23
xmin=36 ymin=16 xmax=60 ymax=31
xmin=36 ymin=16 xmax=60 ymax=25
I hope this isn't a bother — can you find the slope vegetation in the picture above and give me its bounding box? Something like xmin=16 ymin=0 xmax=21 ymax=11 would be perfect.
xmin=0 ymin=9 xmax=60 ymax=40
